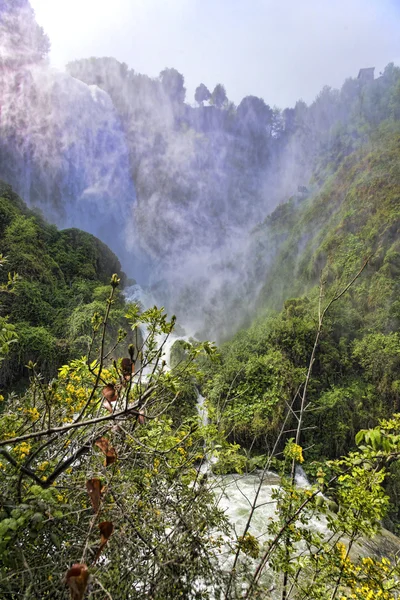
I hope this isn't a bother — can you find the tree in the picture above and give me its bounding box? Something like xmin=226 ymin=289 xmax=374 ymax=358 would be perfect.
xmin=237 ymin=95 xmax=273 ymax=132
xmin=0 ymin=275 xmax=226 ymax=598
xmin=0 ymin=255 xmax=18 ymax=365
xmin=271 ymin=106 xmax=284 ymax=138
xmin=159 ymin=67 xmax=186 ymax=103
xmin=194 ymin=83 xmax=211 ymax=106
xmin=211 ymin=84 xmax=227 ymax=108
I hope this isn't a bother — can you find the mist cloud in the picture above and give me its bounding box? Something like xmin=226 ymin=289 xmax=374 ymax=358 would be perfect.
xmin=2 ymin=0 xmax=400 ymax=341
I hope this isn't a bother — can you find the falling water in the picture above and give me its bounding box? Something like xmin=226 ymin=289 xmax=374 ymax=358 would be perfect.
xmin=123 ymin=282 xmax=191 ymax=372
xmin=196 ymin=391 xmax=209 ymax=428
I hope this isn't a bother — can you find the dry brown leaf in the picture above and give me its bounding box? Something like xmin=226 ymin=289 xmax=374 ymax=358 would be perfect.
xmin=93 ymin=521 xmax=114 ymax=564
xmin=94 ymin=437 xmax=118 ymax=467
xmin=105 ymin=447 xmax=117 ymax=466
xmin=102 ymin=398 xmax=113 ymax=413
xmin=121 ymin=357 xmax=134 ymax=380
xmin=65 ymin=563 xmax=89 ymax=600
xmin=86 ymin=478 xmax=102 ymax=513
xmin=99 ymin=520 xmax=114 ymax=544
xmin=102 ymin=384 xmax=118 ymax=402
xmin=94 ymin=437 xmax=110 ymax=454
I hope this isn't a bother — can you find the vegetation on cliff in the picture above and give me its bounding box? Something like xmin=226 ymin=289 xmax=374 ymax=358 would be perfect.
xmin=0 ymin=181 xmax=127 ymax=388
xmin=205 ymin=123 xmax=400 ymax=523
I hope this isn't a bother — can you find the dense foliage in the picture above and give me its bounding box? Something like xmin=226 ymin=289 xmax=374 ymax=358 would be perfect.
xmin=3 ymin=277 xmax=400 ymax=599
xmin=0 ymin=182 xmax=127 ymax=388
xmin=0 ymin=280 xmax=228 ymax=599
xmin=205 ymin=124 xmax=400 ymax=524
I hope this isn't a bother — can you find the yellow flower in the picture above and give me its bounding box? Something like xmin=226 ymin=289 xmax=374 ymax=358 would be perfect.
xmin=24 ymin=407 xmax=40 ymax=421
xmin=14 ymin=442 xmax=31 ymax=459
xmin=284 ymin=440 xmax=304 ymax=463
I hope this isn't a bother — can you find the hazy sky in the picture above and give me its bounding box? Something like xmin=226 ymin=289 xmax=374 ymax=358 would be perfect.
xmin=30 ymin=0 xmax=400 ymax=109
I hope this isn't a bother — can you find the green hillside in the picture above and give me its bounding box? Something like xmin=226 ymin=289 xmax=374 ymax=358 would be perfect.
xmin=205 ymin=125 xmax=400 ymax=519
xmin=0 ymin=182 xmax=127 ymax=388
xmin=256 ymin=125 xmax=400 ymax=318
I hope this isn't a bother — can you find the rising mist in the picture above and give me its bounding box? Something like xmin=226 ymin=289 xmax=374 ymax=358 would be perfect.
xmin=0 ymin=1 xmax=398 ymax=340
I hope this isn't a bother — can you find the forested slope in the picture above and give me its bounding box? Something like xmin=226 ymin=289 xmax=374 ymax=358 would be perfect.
xmin=205 ymin=123 xmax=400 ymax=520
xmin=0 ymin=181 xmax=127 ymax=388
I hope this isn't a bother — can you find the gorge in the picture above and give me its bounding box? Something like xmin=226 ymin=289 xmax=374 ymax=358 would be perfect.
xmin=1 ymin=1 xmax=400 ymax=598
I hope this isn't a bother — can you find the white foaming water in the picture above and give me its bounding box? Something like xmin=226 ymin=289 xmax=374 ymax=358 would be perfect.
xmin=124 ymin=283 xmax=159 ymax=312
xmin=294 ymin=464 xmax=311 ymax=487
xmin=196 ymin=391 xmax=209 ymax=428
xmin=215 ymin=472 xmax=280 ymax=543
xmin=123 ymin=283 xmax=191 ymax=373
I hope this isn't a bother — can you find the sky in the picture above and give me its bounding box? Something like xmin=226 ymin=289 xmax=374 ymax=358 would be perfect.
xmin=30 ymin=0 xmax=400 ymax=109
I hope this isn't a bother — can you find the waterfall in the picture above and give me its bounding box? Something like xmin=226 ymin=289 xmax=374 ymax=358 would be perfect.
xmin=0 ymin=63 xmax=142 ymax=276
xmin=196 ymin=391 xmax=209 ymax=428
xmin=123 ymin=283 xmax=158 ymax=311
xmin=294 ymin=464 xmax=311 ymax=487
xmin=123 ymin=282 xmax=191 ymax=373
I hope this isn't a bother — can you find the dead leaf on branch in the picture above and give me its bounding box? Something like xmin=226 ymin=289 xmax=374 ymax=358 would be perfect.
xmin=105 ymin=446 xmax=117 ymax=466
xmin=102 ymin=383 xmax=119 ymax=413
xmin=86 ymin=478 xmax=102 ymax=513
xmin=121 ymin=357 xmax=134 ymax=380
xmin=93 ymin=521 xmax=114 ymax=564
xmin=94 ymin=437 xmax=109 ymax=454
xmin=102 ymin=384 xmax=118 ymax=402
xmin=102 ymin=398 xmax=113 ymax=413
xmin=94 ymin=437 xmax=117 ymax=466
xmin=65 ymin=563 xmax=89 ymax=600
xmin=137 ymin=408 xmax=146 ymax=425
